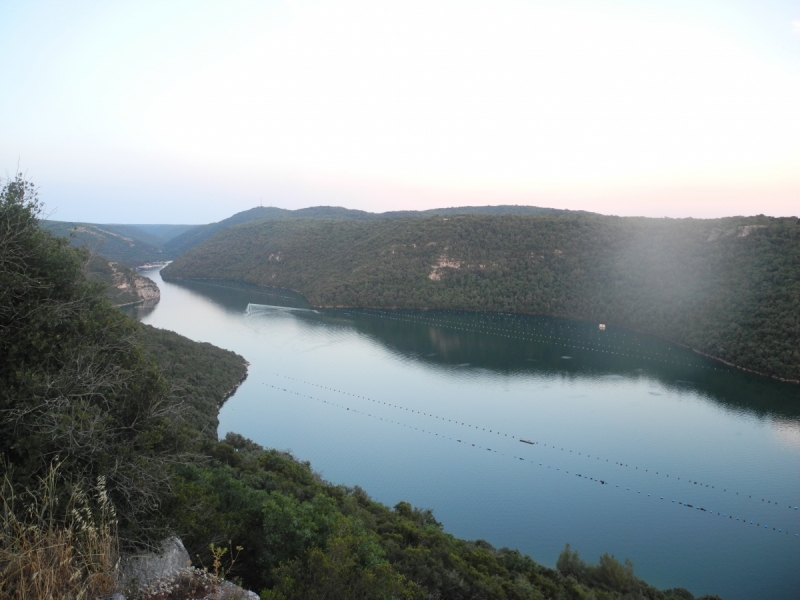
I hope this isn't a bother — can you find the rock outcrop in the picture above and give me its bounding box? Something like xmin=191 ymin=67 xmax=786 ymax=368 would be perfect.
xmin=110 ymin=262 xmax=160 ymax=307
xmin=85 ymin=255 xmax=161 ymax=307
xmin=118 ymin=537 xmax=258 ymax=599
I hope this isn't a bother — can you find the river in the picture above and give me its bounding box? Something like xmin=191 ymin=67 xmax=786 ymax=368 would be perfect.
xmin=134 ymin=268 xmax=800 ymax=600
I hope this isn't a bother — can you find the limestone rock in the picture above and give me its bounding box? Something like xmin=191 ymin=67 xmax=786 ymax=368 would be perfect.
xmin=119 ymin=536 xmax=191 ymax=595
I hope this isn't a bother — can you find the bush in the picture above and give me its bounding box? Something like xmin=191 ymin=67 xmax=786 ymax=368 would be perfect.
xmin=0 ymin=174 xmax=187 ymax=542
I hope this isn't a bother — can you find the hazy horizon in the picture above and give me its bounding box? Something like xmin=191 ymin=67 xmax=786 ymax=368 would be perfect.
xmin=41 ymin=201 xmax=798 ymax=227
xmin=2 ymin=0 xmax=799 ymax=224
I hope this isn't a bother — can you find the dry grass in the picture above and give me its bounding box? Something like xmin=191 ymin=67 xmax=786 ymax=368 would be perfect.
xmin=0 ymin=460 xmax=119 ymax=600
xmin=136 ymin=566 xmax=222 ymax=600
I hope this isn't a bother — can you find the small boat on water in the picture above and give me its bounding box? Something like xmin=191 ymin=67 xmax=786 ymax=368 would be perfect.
xmin=520 ymin=439 xmax=534 ymax=445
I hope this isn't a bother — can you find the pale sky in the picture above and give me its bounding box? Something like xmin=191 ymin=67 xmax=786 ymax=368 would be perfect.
xmin=1 ymin=0 xmax=798 ymax=223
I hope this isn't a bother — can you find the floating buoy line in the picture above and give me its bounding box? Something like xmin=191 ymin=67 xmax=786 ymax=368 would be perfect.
xmin=260 ymin=380 xmax=798 ymax=538
xmin=346 ymin=308 xmax=722 ymax=372
xmin=246 ymin=303 xmax=317 ymax=314
xmin=269 ymin=373 xmax=799 ymax=513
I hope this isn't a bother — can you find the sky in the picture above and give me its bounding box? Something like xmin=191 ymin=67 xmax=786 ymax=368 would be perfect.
xmin=1 ymin=0 xmax=799 ymax=224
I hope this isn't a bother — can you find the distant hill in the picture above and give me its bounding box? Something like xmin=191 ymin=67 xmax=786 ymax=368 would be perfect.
xmin=40 ymin=221 xmax=194 ymax=265
xmin=383 ymin=205 xmax=589 ymax=218
xmin=162 ymin=213 xmax=800 ymax=382
xmin=108 ymin=223 xmax=198 ymax=246
xmin=162 ymin=207 xmax=293 ymax=257
xmin=161 ymin=204 xmax=583 ymax=258
xmin=44 ymin=206 xmax=583 ymax=264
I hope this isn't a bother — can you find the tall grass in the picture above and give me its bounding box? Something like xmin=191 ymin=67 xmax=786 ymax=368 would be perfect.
xmin=0 ymin=460 xmax=119 ymax=599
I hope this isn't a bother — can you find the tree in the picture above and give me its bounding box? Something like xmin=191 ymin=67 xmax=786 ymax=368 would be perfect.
xmin=0 ymin=173 xmax=183 ymax=543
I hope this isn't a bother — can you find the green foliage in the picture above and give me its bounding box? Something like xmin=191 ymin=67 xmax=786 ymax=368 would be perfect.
xmin=556 ymin=543 xmax=586 ymax=580
xmin=1 ymin=174 xmax=178 ymax=539
xmin=259 ymin=492 xmax=340 ymax=575
xmin=163 ymin=214 xmax=800 ymax=381
xmin=137 ymin=325 xmax=247 ymax=439
xmin=264 ymin=518 xmax=423 ymax=600
xmin=557 ymin=545 xmax=639 ymax=594
xmin=166 ymin=434 xmax=713 ymax=600
xmin=161 ymin=204 xmax=580 ymax=261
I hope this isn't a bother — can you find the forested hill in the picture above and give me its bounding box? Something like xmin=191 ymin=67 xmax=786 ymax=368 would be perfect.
xmin=162 ymin=213 xmax=800 ymax=382
xmin=161 ymin=203 xmax=582 ymax=258
xmin=42 ymin=207 xmax=587 ymax=264
xmin=41 ymin=220 xmax=198 ymax=266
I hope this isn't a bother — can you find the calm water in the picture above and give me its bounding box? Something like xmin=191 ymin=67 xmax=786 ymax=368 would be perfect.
xmin=136 ymin=269 xmax=800 ymax=600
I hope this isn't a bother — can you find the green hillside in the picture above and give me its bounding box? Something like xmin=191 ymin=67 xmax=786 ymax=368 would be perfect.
xmin=41 ymin=220 xmax=166 ymax=266
xmin=161 ymin=204 xmax=582 ymax=258
xmin=41 ymin=220 xmax=199 ymax=266
xmin=163 ymin=205 xmax=384 ymax=258
xmin=138 ymin=324 xmax=248 ymax=439
xmin=162 ymin=214 xmax=800 ymax=382
xmin=43 ymin=206 xmax=584 ymax=265
xmin=117 ymin=223 xmax=198 ymax=245
xmin=161 ymin=206 xmax=295 ymax=257
xmin=383 ymin=204 xmax=591 ymax=218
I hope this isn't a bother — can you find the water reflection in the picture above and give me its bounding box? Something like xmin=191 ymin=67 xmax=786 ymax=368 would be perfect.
xmin=165 ymin=279 xmax=311 ymax=312
xmin=121 ymin=297 xmax=160 ymax=320
xmin=165 ymin=279 xmax=799 ymax=422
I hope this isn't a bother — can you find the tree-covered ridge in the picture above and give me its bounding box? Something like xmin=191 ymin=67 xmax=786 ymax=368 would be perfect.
xmin=42 ymin=205 xmax=587 ymax=266
xmin=41 ymin=220 xmax=168 ymax=266
xmin=160 ymin=204 xmax=586 ymax=259
xmin=162 ymin=214 xmax=800 ymax=382
xmin=137 ymin=325 xmax=248 ymax=440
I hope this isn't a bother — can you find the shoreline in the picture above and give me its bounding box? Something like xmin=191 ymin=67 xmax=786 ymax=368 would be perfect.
xmin=161 ymin=276 xmax=799 ymax=386
xmin=219 ymin=364 xmax=250 ymax=411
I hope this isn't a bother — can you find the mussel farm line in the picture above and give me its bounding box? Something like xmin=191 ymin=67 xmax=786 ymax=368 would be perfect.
xmin=269 ymin=373 xmax=800 ymax=516
xmin=260 ymin=380 xmax=798 ymax=539
xmin=259 ymin=380 xmax=798 ymax=540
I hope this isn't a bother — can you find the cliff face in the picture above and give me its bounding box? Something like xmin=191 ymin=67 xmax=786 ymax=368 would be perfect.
xmin=126 ymin=268 xmax=160 ymax=304
xmin=106 ymin=261 xmax=160 ymax=307
xmin=85 ymin=256 xmax=161 ymax=307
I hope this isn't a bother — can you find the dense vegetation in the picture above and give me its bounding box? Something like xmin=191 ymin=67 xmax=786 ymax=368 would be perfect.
xmin=41 ymin=220 xmax=170 ymax=266
xmin=162 ymin=214 xmax=800 ymax=382
xmin=43 ymin=206 xmax=577 ymax=266
xmin=137 ymin=324 xmax=248 ymax=439
xmin=1 ymin=176 xmax=178 ymax=540
xmin=161 ymin=204 xmax=578 ymax=259
xmin=2 ymin=175 xmax=721 ymax=598
xmin=173 ymin=432 xmax=719 ymax=600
